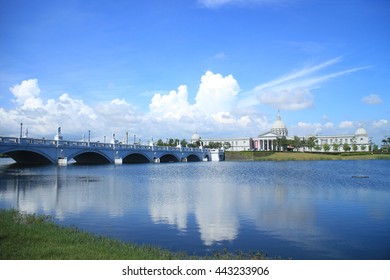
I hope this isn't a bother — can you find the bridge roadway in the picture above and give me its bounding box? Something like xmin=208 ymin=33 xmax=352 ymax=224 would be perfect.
xmin=0 ymin=136 xmax=222 ymax=165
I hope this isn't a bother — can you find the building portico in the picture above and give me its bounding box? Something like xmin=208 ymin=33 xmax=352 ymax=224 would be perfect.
xmin=254 ymin=112 xmax=288 ymax=151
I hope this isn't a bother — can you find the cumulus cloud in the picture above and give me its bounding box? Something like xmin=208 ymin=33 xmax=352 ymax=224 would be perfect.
xmin=10 ymin=79 xmax=43 ymax=110
xmin=195 ymin=71 xmax=240 ymax=114
xmin=362 ymin=94 xmax=383 ymax=105
xmin=2 ymin=79 xmax=111 ymax=138
xmin=146 ymin=71 xmax=252 ymax=137
xmin=149 ymin=85 xmax=192 ymax=120
xmin=0 ymin=71 xmax=262 ymax=141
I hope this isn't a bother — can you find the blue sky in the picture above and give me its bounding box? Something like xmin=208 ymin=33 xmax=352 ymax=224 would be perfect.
xmin=0 ymin=0 xmax=389 ymax=144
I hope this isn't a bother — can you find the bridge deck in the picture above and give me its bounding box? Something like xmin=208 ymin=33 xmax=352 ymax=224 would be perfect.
xmin=0 ymin=136 xmax=223 ymax=164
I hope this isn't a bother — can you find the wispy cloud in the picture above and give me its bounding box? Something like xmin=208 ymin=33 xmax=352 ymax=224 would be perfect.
xmin=244 ymin=57 xmax=370 ymax=111
xmin=198 ymin=0 xmax=286 ymax=8
xmin=254 ymin=57 xmax=343 ymax=92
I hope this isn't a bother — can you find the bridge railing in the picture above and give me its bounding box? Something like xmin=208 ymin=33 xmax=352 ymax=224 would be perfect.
xmin=0 ymin=136 xmax=209 ymax=153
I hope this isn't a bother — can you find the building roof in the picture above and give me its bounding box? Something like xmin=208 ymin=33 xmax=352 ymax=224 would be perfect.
xmin=272 ymin=113 xmax=287 ymax=130
xmin=191 ymin=132 xmax=201 ymax=141
xmin=355 ymin=127 xmax=368 ymax=135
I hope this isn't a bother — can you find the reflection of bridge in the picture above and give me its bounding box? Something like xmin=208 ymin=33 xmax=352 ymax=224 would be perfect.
xmin=0 ymin=136 xmax=224 ymax=165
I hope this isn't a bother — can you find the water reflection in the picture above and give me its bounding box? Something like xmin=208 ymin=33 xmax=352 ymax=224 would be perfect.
xmin=1 ymin=160 xmax=390 ymax=259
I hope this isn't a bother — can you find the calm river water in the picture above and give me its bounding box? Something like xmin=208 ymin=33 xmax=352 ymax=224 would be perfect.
xmin=0 ymin=158 xmax=389 ymax=260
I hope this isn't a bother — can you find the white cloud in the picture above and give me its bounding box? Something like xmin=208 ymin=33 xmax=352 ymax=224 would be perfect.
xmin=149 ymin=85 xmax=193 ymax=120
xmin=247 ymin=57 xmax=369 ymax=111
xmin=362 ymin=94 xmax=383 ymax=105
xmin=195 ymin=71 xmax=240 ymax=115
xmin=145 ymin=71 xmax=249 ymax=138
xmin=324 ymin=122 xmax=334 ymax=129
xmin=339 ymin=121 xmax=353 ymax=129
xmin=213 ymin=52 xmax=226 ymax=59
xmin=10 ymin=79 xmax=43 ymax=110
xmin=373 ymin=119 xmax=388 ymax=128
xmin=258 ymin=87 xmax=314 ymax=110
xmin=198 ymin=0 xmax=286 ymax=8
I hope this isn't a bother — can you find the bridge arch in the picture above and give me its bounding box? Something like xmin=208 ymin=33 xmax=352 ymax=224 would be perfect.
xmin=186 ymin=154 xmax=201 ymax=162
xmin=70 ymin=150 xmax=112 ymax=164
xmin=159 ymin=153 xmax=179 ymax=163
xmin=122 ymin=152 xmax=151 ymax=163
xmin=3 ymin=149 xmax=54 ymax=164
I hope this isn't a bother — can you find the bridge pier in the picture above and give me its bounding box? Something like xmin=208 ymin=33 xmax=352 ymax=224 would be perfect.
xmin=181 ymin=157 xmax=187 ymax=162
xmin=153 ymin=157 xmax=160 ymax=163
xmin=115 ymin=158 xmax=123 ymax=164
xmin=58 ymin=157 xmax=68 ymax=166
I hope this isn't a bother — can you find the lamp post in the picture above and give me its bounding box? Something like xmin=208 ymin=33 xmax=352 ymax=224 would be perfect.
xmin=20 ymin=123 xmax=23 ymax=139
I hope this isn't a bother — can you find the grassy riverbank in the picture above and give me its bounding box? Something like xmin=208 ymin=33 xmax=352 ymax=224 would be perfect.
xmin=0 ymin=209 xmax=267 ymax=260
xmin=225 ymin=151 xmax=390 ymax=161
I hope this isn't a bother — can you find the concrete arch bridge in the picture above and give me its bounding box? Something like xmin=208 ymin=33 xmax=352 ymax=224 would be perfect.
xmin=0 ymin=137 xmax=223 ymax=165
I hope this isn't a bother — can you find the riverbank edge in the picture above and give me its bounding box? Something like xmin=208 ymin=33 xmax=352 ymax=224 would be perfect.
xmin=0 ymin=209 xmax=268 ymax=260
xmin=225 ymin=151 xmax=390 ymax=161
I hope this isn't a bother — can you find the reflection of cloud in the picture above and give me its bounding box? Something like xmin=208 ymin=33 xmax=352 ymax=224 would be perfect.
xmin=148 ymin=181 xmax=191 ymax=231
xmin=195 ymin=182 xmax=239 ymax=245
xmin=2 ymin=162 xmax=389 ymax=259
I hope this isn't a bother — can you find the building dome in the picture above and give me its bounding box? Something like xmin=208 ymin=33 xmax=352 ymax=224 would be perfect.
xmin=270 ymin=112 xmax=288 ymax=136
xmin=191 ymin=132 xmax=201 ymax=143
xmin=355 ymin=127 xmax=367 ymax=135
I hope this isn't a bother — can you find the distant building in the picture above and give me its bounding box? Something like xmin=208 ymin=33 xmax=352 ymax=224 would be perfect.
xmin=191 ymin=132 xmax=253 ymax=151
xmin=313 ymin=127 xmax=370 ymax=152
xmin=192 ymin=112 xmax=371 ymax=152
xmin=253 ymin=112 xmax=288 ymax=151
xmin=202 ymin=137 xmax=253 ymax=151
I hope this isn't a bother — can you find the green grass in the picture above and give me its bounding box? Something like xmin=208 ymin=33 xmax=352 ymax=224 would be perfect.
xmin=0 ymin=209 xmax=268 ymax=260
xmin=225 ymin=151 xmax=390 ymax=161
xmin=0 ymin=209 xmax=179 ymax=260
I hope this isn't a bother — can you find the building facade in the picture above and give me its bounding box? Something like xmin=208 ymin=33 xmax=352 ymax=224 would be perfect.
xmin=192 ymin=112 xmax=371 ymax=152
xmin=202 ymin=137 xmax=253 ymax=151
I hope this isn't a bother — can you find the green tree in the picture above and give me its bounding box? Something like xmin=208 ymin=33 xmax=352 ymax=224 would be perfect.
xmin=361 ymin=145 xmax=366 ymax=151
xmin=180 ymin=139 xmax=188 ymax=147
xmin=332 ymin=143 xmax=340 ymax=152
xmin=343 ymin=143 xmax=351 ymax=152
xmin=205 ymin=142 xmax=222 ymax=149
xmin=352 ymin=143 xmax=358 ymax=152
xmin=314 ymin=145 xmax=321 ymax=151
xmin=291 ymin=136 xmax=302 ymax=151
xmin=156 ymin=139 xmax=165 ymax=146
xmin=306 ymin=136 xmax=317 ymax=152
xmin=323 ymin=143 xmax=330 ymax=152
xmin=279 ymin=136 xmax=289 ymax=151
xmin=223 ymin=142 xmax=231 ymax=150
xmin=167 ymin=138 xmax=176 ymax=146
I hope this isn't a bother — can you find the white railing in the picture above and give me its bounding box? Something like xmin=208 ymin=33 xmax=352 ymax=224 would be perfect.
xmin=0 ymin=136 xmax=208 ymax=153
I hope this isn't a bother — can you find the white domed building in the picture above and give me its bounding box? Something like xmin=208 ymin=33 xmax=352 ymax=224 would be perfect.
xmin=191 ymin=132 xmax=201 ymax=144
xmin=314 ymin=127 xmax=370 ymax=152
xmin=253 ymin=112 xmax=289 ymax=151
xmin=270 ymin=113 xmax=288 ymax=136
xmin=193 ymin=111 xmax=371 ymax=152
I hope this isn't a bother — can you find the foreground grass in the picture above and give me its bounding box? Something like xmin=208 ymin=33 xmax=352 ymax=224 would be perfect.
xmin=0 ymin=209 xmax=267 ymax=260
xmin=226 ymin=151 xmax=390 ymax=161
